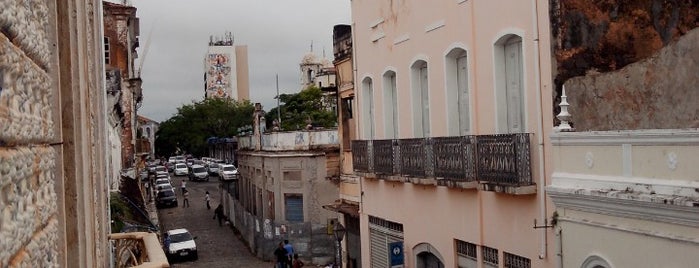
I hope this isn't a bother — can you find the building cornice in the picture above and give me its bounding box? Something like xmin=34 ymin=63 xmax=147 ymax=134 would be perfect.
xmin=548 ymin=173 xmax=699 ymax=227
xmin=550 ymin=128 xmax=699 ymax=146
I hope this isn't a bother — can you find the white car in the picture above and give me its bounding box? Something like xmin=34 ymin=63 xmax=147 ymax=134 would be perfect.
xmin=165 ymin=228 xmax=198 ymax=260
xmin=218 ymin=164 xmax=239 ymax=180
xmin=174 ymin=163 xmax=188 ymax=176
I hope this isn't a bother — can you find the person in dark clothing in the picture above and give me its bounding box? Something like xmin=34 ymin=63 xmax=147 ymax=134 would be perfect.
xmin=213 ymin=204 xmax=225 ymax=226
xmin=274 ymin=242 xmax=288 ymax=268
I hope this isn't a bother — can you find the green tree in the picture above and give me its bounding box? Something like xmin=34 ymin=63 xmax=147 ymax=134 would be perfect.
xmin=155 ymin=98 xmax=254 ymax=157
xmin=265 ymin=86 xmax=337 ymax=130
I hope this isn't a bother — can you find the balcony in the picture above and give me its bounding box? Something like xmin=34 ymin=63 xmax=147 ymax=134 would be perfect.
xmin=135 ymin=138 xmax=151 ymax=155
xmin=109 ymin=232 xmax=169 ymax=268
xmin=351 ymin=133 xmax=534 ymax=193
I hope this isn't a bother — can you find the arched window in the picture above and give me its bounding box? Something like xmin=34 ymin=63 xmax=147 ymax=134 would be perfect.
xmin=414 ymin=243 xmax=445 ymax=268
xmin=581 ymin=255 xmax=612 ymax=268
xmin=146 ymin=127 xmax=151 ymax=138
xmin=361 ymin=77 xmax=375 ymax=139
xmin=445 ymin=47 xmax=470 ymax=136
xmin=494 ymin=34 xmax=525 ymax=133
xmin=411 ymin=60 xmax=429 ymax=137
xmin=383 ymin=70 xmax=399 ymax=139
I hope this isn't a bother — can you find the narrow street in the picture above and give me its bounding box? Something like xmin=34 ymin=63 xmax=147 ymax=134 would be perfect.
xmin=157 ymin=175 xmax=272 ymax=268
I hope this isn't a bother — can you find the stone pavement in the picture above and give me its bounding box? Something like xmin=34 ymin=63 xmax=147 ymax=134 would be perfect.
xmin=156 ymin=175 xmax=274 ymax=268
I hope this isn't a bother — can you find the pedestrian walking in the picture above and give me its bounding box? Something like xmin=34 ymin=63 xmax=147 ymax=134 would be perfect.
xmin=163 ymin=233 xmax=171 ymax=250
xmin=144 ymin=181 xmax=151 ymax=201
xmin=274 ymin=242 xmax=288 ymax=268
xmin=284 ymin=239 xmax=295 ymax=268
xmin=213 ymin=204 xmax=224 ymax=226
xmin=182 ymin=189 xmax=190 ymax=208
xmin=205 ymin=191 xmax=211 ymax=210
xmin=180 ymin=180 xmax=186 ymax=195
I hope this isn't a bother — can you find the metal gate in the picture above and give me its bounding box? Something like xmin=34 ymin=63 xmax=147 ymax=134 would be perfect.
xmin=369 ymin=217 xmax=403 ymax=268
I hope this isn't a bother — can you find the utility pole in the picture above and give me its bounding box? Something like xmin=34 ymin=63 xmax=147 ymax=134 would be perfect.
xmin=276 ymin=74 xmax=281 ymax=126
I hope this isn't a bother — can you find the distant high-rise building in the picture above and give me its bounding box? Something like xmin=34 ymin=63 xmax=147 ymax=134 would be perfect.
xmin=203 ymin=32 xmax=249 ymax=100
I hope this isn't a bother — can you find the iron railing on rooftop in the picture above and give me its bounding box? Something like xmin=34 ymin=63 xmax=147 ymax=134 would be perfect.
xmin=351 ymin=133 xmax=532 ymax=185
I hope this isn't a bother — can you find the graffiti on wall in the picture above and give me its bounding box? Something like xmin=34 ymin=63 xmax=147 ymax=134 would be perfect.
xmin=206 ymin=53 xmax=231 ymax=98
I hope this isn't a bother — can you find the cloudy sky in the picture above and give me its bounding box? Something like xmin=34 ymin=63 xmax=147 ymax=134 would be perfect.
xmin=127 ymin=0 xmax=351 ymax=122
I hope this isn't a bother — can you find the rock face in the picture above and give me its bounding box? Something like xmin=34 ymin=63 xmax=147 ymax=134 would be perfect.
xmin=550 ymin=0 xmax=699 ymax=130
xmin=565 ymin=28 xmax=699 ymax=131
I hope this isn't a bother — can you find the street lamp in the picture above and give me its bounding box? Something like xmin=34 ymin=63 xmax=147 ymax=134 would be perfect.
xmin=333 ymin=222 xmax=346 ymax=268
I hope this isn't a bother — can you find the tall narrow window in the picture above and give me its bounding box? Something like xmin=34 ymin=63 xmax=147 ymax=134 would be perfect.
xmin=411 ymin=60 xmax=429 ymax=138
xmin=361 ymin=77 xmax=375 ymax=139
xmin=446 ymin=48 xmax=470 ymax=136
xmin=494 ymin=35 xmax=525 ymax=133
xmin=104 ymin=37 xmax=110 ymax=65
xmin=383 ymin=71 xmax=399 ymax=139
xmin=285 ymin=194 xmax=304 ymax=222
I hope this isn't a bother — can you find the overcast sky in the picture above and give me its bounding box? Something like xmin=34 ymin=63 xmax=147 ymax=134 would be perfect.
xmin=127 ymin=0 xmax=351 ymax=122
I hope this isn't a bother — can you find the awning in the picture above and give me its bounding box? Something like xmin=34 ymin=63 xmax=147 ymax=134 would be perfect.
xmin=322 ymin=199 xmax=360 ymax=217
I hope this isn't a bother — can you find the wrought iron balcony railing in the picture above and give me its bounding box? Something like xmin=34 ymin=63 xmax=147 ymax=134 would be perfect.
xmin=351 ymin=133 xmax=532 ymax=186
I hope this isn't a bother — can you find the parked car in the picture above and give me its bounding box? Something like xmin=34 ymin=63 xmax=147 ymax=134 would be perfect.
xmin=155 ymin=184 xmax=174 ymax=194
xmin=188 ymin=165 xmax=209 ymax=181
xmin=154 ymin=179 xmax=172 ymax=193
xmin=147 ymin=164 xmax=158 ymax=175
xmin=165 ymin=228 xmax=198 ymax=261
xmin=156 ymin=173 xmax=170 ymax=181
xmin=207 ymin=163 xmax=220 ymax=176
xmin=140 ymin=169 xmax=149 ymax=181
xmin=155 ymin=165 xmax=168 ymax=177
xmin=174 ymin=163 xmax=188 ymax=176
xmin=155 ymin=189 xmax=177 ymax=208
xmin=218 ymin=164 xmax=239 ymax=180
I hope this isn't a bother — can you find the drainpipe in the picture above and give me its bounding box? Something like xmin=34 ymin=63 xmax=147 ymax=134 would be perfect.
xmin=531 ymin=0 xmax=548 ymax=260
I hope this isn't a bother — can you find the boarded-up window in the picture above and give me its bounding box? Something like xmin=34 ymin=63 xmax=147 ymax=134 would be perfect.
xmin=283 ymin=170 xmax=302 ymax=181
xmin=285 ymin=194 xmax=303 ymax=222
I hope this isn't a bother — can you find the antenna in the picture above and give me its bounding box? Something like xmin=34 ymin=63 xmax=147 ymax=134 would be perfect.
xmin=137 ymin=19 xmax=156 ymax=78
xmin=310 ymin=40 xmax=313 ymax=52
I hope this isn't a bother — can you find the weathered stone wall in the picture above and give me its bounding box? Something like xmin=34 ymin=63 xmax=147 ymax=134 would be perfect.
xmin=564 ymin=27 xmax=699 ymax=131
xmin=550 ymin=0 xmax=699 ymax=130
xmin=1 ymin=1 xmax=111 ymax=267
xmin=550 ymin=0 xmax=698 ymax=84
xmin=0 ymin=1 xmax=60 ymax=266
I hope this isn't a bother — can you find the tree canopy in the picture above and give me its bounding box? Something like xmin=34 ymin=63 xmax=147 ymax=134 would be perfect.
xmin=264 ymin=86 xmax=337 ymax=131
xmin=155 ymin=98 xmax=254 ymax=157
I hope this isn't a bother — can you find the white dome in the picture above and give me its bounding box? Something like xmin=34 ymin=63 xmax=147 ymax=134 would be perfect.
xmin=301 ymin=52 xmax=319 ymax=65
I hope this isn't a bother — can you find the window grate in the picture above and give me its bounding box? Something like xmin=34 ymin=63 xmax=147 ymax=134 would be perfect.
xmin=482 ymin=246 xmax=498 ymax=265
xmin=456 ymin=240 xmax=477 ymax=259
xmin=369 ymin=215 xmax=403 ymax=233
xmin=103 ymin=37 xmax=110 ymax=65
xmin=504 ymin=252 xmax=530 ymax=268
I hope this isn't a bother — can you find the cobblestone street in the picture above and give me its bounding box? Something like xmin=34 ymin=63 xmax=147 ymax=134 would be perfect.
xmin=157 ymin=175 xmax=273 ymax=268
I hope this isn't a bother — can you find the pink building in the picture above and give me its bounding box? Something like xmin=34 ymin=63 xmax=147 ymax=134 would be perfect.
xmin=348 ymin=0 xmax=555 ymax=267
